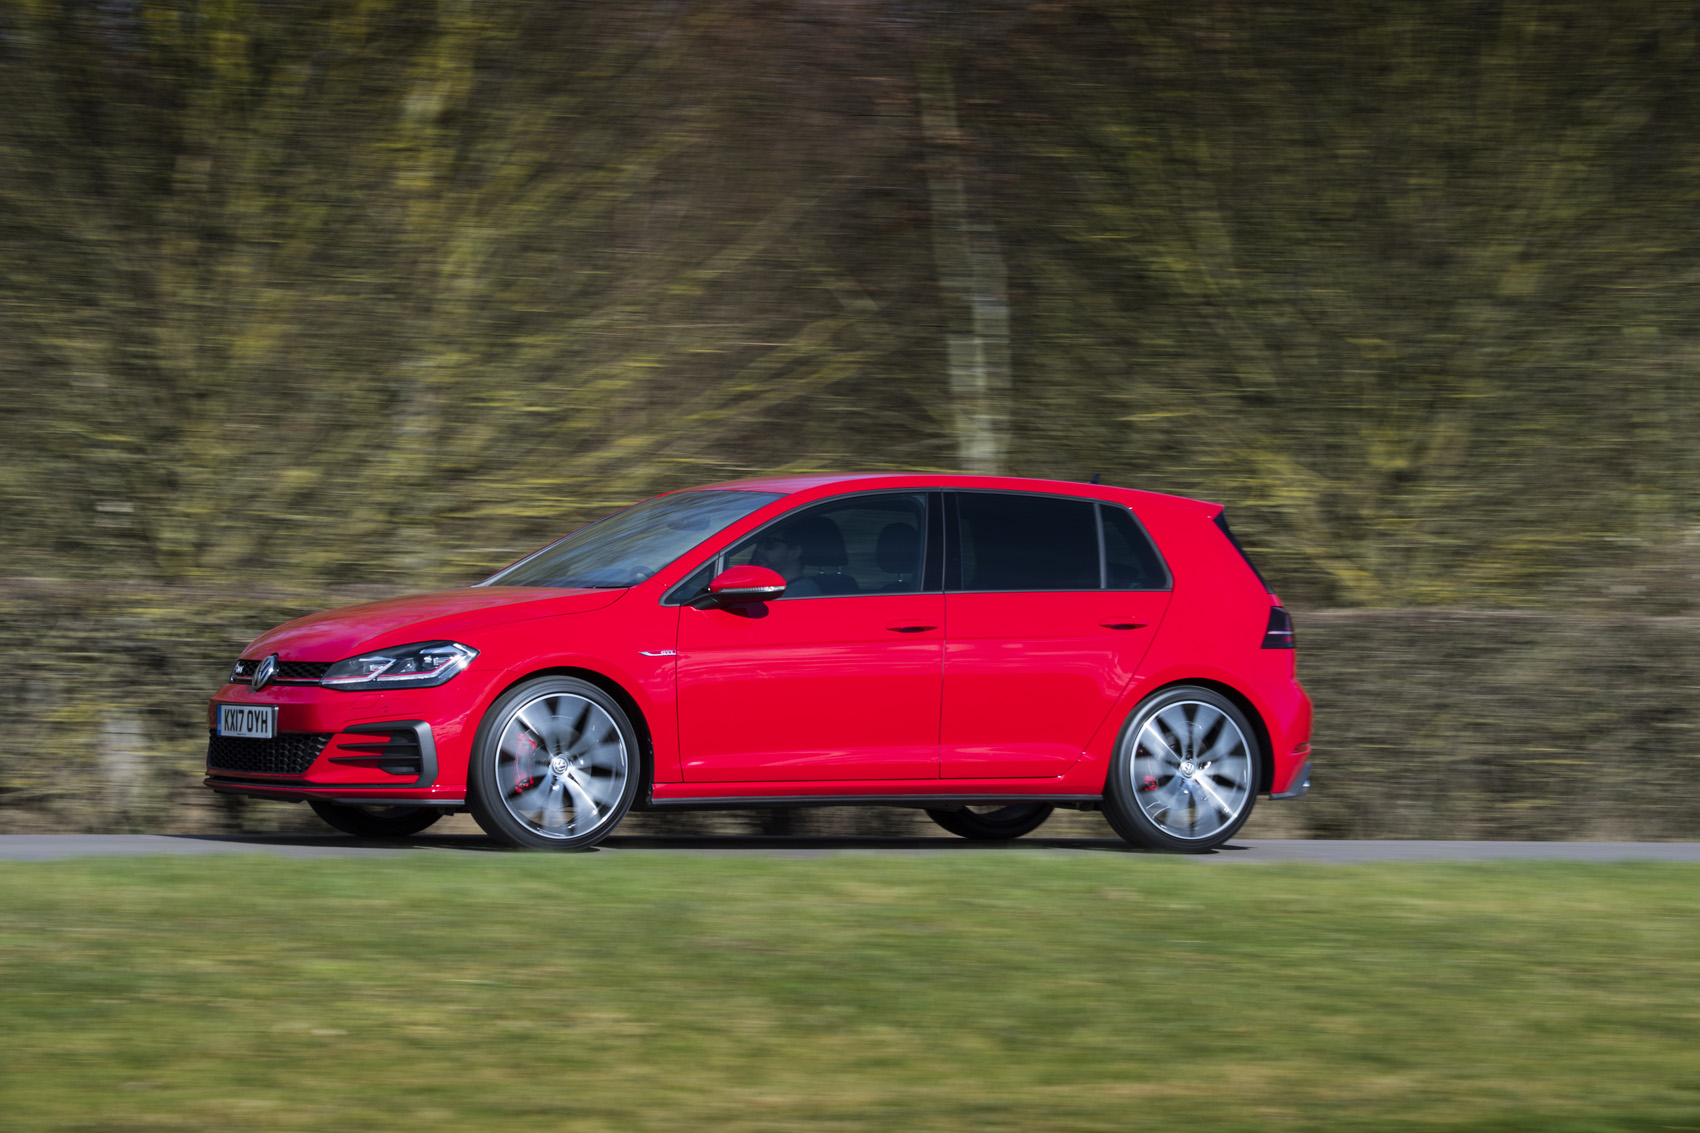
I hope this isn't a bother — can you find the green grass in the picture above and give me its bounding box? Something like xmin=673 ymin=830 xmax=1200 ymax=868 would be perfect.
xmin=1 ymin=856 xmax=1697 ymax=1131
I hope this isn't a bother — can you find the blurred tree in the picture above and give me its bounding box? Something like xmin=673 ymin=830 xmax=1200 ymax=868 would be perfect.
xmin=985 ymin=0 xmax=1700 ymax=605
xmin=5 ymin=0 xmax=1700 ymax=834
xmin=0 ymin=0 xmax=939 ymax=588
xmin=0 ymin=0 xmax=1696 ymax=606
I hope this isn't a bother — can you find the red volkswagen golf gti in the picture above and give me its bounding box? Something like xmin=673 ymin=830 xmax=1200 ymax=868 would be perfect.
xmin=206 ymin=474 xmax=1312 ymax=851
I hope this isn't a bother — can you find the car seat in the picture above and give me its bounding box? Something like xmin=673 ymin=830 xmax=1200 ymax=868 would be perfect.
xmin=875 ymin=522 xmax=920 ymax=590
xmin=789 ymin=515 xmax=858 ymax=594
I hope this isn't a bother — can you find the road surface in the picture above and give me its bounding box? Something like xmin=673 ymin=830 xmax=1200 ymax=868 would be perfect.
xmin=2 ymin=835 xmax=1697 ymax=862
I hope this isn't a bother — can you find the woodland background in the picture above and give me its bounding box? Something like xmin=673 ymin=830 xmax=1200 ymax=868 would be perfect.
xmin=1 ymin=0 xmax=1696 ymax=837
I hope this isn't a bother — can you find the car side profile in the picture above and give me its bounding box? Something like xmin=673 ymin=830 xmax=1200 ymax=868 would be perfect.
xmin=205 ymin=473 xmax=1313 ymax=851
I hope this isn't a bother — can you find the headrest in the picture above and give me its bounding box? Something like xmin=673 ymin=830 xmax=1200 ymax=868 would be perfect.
xmin=780 ymin=514 xmax=848 ymax=568
xmin=875 ymin=522 xmax=920 ymax=575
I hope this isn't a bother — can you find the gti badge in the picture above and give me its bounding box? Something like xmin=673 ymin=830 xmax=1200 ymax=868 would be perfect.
xmin=252 ymin=653 xmax=279 ymax=691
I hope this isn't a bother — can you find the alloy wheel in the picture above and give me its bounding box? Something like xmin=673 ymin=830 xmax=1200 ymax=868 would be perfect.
xmin=492 ymin=691 xmax=631 ymax=841
xmin=1127 ymin=699 xmax=1254 ymax=843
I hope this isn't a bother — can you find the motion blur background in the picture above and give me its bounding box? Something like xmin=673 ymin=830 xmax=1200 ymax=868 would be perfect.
xmin=1 ymin=0 xmax=1696 ymax=838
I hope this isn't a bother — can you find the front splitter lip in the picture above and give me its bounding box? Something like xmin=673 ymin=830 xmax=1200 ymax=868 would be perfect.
xmin=204 ymin=777 xmax=464 ymax=807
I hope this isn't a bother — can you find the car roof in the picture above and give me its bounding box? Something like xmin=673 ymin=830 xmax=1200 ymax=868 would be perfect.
xmin=690 ymin=471 xmax=1221 ymax=516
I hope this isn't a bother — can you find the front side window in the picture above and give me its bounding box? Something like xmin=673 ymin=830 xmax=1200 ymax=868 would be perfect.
xmin=482 ymin=489 xmax=780 ymax=589
xmin=677 ymin=493 xmax=929 ymax=601
xmin=955 ymin=492 xmax=1099 ymax=591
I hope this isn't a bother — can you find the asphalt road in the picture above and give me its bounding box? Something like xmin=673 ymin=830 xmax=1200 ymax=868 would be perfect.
xmin=2 ymin=834 xmax=1698 ymax=862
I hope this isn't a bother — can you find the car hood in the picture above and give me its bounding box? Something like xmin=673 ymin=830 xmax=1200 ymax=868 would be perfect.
xmin=244 ymin=586 xmax=625 ymax=660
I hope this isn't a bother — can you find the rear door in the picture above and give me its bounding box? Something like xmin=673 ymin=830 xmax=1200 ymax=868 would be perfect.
xmin=941 ymin=492 xmax=1170 ymax=778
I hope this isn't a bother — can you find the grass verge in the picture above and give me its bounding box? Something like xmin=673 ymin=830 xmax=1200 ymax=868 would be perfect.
xmin=1 ymin=855 xmax=1698 ymax=1131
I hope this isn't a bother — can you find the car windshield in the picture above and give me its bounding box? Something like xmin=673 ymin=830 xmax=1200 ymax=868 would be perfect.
xmin=480 ymin=490 xmax=780 ymax=589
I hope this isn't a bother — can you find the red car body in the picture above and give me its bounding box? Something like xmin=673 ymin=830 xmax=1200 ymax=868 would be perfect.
xmin=206 ymin=474 xmax=1312 ymax=847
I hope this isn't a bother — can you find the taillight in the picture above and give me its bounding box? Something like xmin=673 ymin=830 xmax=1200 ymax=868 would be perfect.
xmin=1262 ymin=606 xmax=1295 ymax=649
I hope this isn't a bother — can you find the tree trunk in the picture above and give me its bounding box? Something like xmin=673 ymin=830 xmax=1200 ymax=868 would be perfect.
xmin=918 ymin=62 xmax=1010 ymax=474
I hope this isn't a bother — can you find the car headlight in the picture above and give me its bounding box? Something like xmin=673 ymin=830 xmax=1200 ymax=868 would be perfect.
xmin=322 ymin=641 xmax=479 ymax=690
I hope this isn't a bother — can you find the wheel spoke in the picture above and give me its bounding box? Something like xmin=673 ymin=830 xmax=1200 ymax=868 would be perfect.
xmin=515 ymin=704 xmax=559 ymax=753
xmin=1156 ymin=706 xmax=1192 ymax=757
xmin=560 ymin=775 xmax=601 ymax=828
xmin=1161 ymin=786 xmax=1193 ymax=834
xmin=574 ymin=736 xmax=625 ymax=771
xmin=1132 ymin=759 xmax=1173 ymax=797
xmin=566 ymin=700 xmax=593 ymax=747
xmin=1148 ymin=778 xmax=1186 ymax=826
xmin=1137 ymin=721 xmax=1183 ymax=767
xmin=1190 ymin=704 xmax=1222 ymax=756
xmin=1205 ymin=758 xmax=1248 ymax=791
xmin=574 ymin=769 xmax=622 ymax=809
xmin=538 ymin=780 xmax=572 ymax=831
xmin=1190 ymin=776 xmax=1234 ymax=828
xmin=1202 ymin=720 xmax=1242 ymax=763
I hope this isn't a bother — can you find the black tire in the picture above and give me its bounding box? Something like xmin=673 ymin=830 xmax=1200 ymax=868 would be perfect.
xmin=925 ymin=803 xmax=1055 ymax=840
xmin=308 ymin=799 xmax=444 ymax=838
xmin=467 ymin=676 xmax=641 ymax=851
xmin=1102 ymin=685 xmax=1260 ymax=853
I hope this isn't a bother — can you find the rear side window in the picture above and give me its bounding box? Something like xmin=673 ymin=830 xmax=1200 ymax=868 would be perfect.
xmin=1101 ymin=504 xmax=1170 ymax=590
xmin=955 ymin=493 xmax=1099 ymax=591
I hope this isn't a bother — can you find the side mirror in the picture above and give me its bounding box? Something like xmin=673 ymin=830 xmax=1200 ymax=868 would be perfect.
xmin=693 ymin=565 xmax=787 ymax=608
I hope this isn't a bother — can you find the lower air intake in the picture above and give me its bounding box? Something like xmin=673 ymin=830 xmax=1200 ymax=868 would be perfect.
xmin=207 ymin=731 xmax=332 ymax=776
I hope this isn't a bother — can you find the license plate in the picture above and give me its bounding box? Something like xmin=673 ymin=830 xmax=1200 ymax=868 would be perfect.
xmin=217 ymin=705 xmax=277 ymax=739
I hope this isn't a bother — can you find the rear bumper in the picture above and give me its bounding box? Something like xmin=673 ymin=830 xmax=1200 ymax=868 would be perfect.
xmin=1271 ymin=753 xmax=1311 ymax=800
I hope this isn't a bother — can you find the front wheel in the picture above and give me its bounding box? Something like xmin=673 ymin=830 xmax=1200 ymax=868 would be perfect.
xmin=308 ymin=800 xmax=444 ymax=838
xmin=925 ymin=803 xmax=1055 ymax=840
xmin=1102 ymin=686 xmax=1259 ymax=852
xmin=467 ymin=676 xmax=641 ymax=851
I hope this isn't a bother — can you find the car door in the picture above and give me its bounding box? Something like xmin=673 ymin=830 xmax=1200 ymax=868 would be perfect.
xmin=941 ymin=492 xmax=1171 ymax=778
xmin=675 ymin=492 xmax=945 ymax=782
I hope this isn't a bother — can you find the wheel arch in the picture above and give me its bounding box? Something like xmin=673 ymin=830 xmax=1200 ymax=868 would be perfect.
xmin=485 ymin=666 xmax=656 ymax=795
xmin=1122 ymin=677 xmax=1274 ymax=797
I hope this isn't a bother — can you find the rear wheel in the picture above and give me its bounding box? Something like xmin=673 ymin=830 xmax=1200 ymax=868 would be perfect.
xmin=925 ymin=803 xmax=1055 ymax=840
xmin=467 ymin=676 xmax=640 ymax=851
xmin=1103 ymin=685 xmax=1259 ymax=852
xmin=308 ymin=800 xmax=443 ymax=838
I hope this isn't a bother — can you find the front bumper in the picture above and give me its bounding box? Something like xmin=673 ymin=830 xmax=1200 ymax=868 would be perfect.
xmin=204 ymin=672 xmax=494 ymax=804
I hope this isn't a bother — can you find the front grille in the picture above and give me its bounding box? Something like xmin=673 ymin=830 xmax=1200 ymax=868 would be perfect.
xmin=228 ymin=659 xmax=332 ymax=685
xmin=207 ymin=731 xmax=332 ymax=776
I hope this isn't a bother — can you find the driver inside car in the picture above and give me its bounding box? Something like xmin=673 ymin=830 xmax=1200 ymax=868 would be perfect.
xmin=750 ymin=527 xmax=823 ymax=597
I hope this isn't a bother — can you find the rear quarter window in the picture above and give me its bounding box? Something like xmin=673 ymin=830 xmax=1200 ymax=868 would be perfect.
xmin=1101 ymin=504 xmax=1171 ymax=590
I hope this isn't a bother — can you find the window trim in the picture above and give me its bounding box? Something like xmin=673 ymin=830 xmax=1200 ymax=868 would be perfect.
xmin=661 ymin=489 xmax=937 ymax=606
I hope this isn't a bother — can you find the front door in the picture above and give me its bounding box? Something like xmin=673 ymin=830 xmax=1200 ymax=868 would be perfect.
xmin=677 ymin=492 xmax=943 ymax=782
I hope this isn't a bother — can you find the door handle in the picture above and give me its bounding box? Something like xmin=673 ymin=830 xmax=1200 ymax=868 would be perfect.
xmin=1100 ymin=619 xmax=1148 ymax=630
xmin=885 ymin=621 xmax=938 ymax=633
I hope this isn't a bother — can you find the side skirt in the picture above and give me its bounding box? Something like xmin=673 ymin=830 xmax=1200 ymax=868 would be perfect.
xmin=640 ymin=794 xmax=1101 ymax=812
